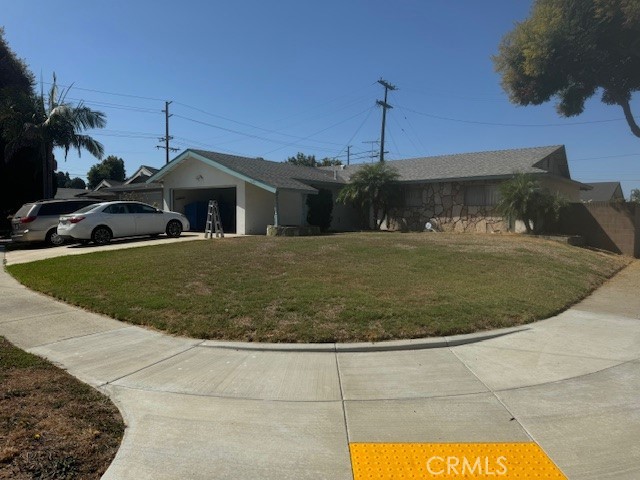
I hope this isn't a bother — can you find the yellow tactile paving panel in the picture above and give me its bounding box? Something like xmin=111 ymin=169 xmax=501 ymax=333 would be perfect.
xmin=350 ymin=443 xmax=567 ymax=479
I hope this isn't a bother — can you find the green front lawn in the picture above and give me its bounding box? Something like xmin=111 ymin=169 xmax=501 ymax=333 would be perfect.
xmin=7 ymin=233 xmax=630 ymax=343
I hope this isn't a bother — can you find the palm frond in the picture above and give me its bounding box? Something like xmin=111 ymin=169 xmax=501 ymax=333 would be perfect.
xmin=71 ymin=104 xmax=106 ymax=130
xmin=69 ymin=134 xmax=104 ymax=159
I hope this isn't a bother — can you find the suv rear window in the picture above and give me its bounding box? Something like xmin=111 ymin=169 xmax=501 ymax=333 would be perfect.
xmin=38 ymin=200 xmax=98 ymax=216
xmin=13 ymin=204 xmax=35 ymax=218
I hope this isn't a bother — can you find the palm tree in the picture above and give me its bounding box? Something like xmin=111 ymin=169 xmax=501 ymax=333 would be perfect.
xmin=497 ymin=173 xmax=565 ymax=234
xmin=2 ymin=74 xmax=105 ymax=198
xmin=337 ymin=162 xmax=400 ymax=230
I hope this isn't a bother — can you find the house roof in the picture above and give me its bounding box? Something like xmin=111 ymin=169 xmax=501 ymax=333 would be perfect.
xmin=336 ymin=145 xmax=569 ymax=183
xmin=106 ymin=182 xmax=163 ymax=192
xmin=54 ymin=188 xmax=88 ymax=199
xmin=124 ymin=165 xmax=160 ymax=185
xmin=94 ymin=179 xmax=124 ymax=190
xmin=148 ymin=149 xmax=343 ymax=193
xmin=580 ymin=182 xmax=624 ymax=202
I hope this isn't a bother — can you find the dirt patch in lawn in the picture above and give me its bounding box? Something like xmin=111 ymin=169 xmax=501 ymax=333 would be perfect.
xmin=0 ymin=337 xmax=124 ymax=479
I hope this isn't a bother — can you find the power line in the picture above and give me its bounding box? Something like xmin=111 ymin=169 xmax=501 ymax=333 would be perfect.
xmin=66 ymin=97 xmax=162 ymax=114
xmin=391 ymin=114 xmax=421 ymax=157
xmin=45 ymin=79 xmax=383 ymax=158
xmin=41 ymin=80 xmax=164 ymax=102
xmin=398 ymin=104 xmax=624 ymax=127
xmin=572 ymin=153 xmax=640 ymax=162
xmin=400 ymin=85 xmax=505 ymax=103
xmin=333 ymin=105 xmax=376 ymax=160
xmin=261 ymin=106 xmax=374 ymax=156
xmin=173 ymin=101 xmax=346 ymax=147
xmin=395 ymin=104 xmax=429 ymax=154
xmin=52 ymin=79 xmax=374 ymax=149
xmin=173 ymin=114 xmax=343 ymax=153
xmin=269 ymin=82 xmax=378 ymax=125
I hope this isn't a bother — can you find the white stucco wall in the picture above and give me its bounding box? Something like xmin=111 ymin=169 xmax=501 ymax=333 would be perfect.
xmin=245 ymin=183 xmax=275 ymax=234
xmin=541 ymin=176 xmax=581 ymax=202
xmin=160 ymin=156 xmax=248 ymax=234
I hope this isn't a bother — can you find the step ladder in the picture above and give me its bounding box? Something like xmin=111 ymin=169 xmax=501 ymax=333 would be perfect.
xmin=204 ymin=200 xmax=224 ymax=238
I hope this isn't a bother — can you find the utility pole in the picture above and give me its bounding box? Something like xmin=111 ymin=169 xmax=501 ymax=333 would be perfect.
xmin=376 ymin=78 xmax=396 ymax=162
xmin=157 ymin=101 xmax=178 ymax=164
xmin=363 ymin=140 xmax=381 ymax=162
xmin=346 ymin=145 xmax=351 ymax=166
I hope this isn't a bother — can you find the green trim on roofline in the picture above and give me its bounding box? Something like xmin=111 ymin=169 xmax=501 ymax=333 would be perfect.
xmin=146 ymin=150 xmax=277 ymax=193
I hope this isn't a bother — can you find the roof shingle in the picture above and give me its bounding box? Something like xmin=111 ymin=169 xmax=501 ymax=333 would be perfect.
xmin=336 ymin=145 xmax=566 ymax=183
xmin=188 ymin=150 xmax=344 ymax=192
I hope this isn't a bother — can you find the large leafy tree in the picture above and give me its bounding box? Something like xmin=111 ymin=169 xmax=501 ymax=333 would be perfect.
xmin=494 ymin=0 xmax=640 ymax=137
xmin=497 ymin=173 xmax=566 ymax=234
xmin=337 ymin=162 xmax=400 ymax=230
xmin=55 ymin=170 xmax=86 ymax=190
xmin=0 ymin=28 xmax=37 ymax=230
xmin=630 ymin=188 xmax=640 ymax=203
xmin=87 ymin=155 xmax=126 ymax=189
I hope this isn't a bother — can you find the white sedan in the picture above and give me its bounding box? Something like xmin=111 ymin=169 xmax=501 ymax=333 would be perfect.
xmin=57 ymin=201 xmax=190 ymax=245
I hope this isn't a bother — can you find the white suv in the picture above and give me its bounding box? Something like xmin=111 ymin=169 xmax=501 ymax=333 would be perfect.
xmin=11 ymin=199 xmax=100 ymax=246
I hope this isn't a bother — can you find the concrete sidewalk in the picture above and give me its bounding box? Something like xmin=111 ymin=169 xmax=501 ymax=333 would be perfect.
xmin=1 ymin=246 xmax=639 ymax=479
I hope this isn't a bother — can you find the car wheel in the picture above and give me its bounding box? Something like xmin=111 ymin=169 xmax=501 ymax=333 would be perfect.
xmin=166 ymin=220 xmax=182 ymax=238
xmin=92 ymin=226 xmax=112 ymax=245
xmin=46 ymin=228 xmax=65 ymax=246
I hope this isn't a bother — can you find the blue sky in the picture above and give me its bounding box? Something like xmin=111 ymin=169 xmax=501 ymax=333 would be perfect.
xmin=3 ymin=1 xmax=639 ymax=196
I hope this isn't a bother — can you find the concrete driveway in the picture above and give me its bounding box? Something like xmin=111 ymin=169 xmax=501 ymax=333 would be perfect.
xmin=1 ymin=243 xmax=638 ymax=479
xmin=2 ymin=232 xmax=241 ymax=266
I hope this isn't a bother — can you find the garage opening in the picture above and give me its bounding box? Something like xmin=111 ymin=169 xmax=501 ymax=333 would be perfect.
xmin=172 ymin=187 xmax=236 ymax=233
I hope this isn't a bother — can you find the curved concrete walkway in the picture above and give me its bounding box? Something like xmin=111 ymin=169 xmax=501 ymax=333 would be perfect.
xmin=1 ymin=243 xmax=639 ymax=479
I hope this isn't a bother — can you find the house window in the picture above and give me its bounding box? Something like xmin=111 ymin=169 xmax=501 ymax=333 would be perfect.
xmin=465 ymin=185 xmax=500 ymax=206
xmin=404 ymin=186 xmax=422 ymax=207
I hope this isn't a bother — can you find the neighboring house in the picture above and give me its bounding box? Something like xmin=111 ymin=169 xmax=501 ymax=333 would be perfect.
xmin=147 ymin=149 xmax=352 ymax=234
xmin=93 ymin=179 xmax=124 ymax=191
xmin=85 ymin=165 xmax=163 ymax=206
xmin=147 ymin=145 xmax=587 ymax=234
xmin=124 ymin=165 xmax=159 ymax=184
xmin=580 ymin=182 xmax=625 ymax=203
xmin=335 ymin=145 xmax=587 ymax=233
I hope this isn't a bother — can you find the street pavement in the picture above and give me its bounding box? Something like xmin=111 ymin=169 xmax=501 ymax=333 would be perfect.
xmin=1 ymin=240 xmax=639 ymax=479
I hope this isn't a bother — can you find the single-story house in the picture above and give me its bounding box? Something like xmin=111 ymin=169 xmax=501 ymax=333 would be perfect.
xmin=336 ymin=144 xmax=589 ymax=233
xmin=580 ymin=182 xmax=625 ymax=203
xmin=147 ymin=145 xmax=588 ymax=234
xmin=147 ymin=149 xmax=355 ymax=234
xmin=82 ymin=165 xmax=163 ymax=206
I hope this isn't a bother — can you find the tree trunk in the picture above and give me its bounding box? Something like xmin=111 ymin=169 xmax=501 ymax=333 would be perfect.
xmin=619 ymin=98 xmax=640 ymax=138
xmin=43 ymin=144 xmax=54 ymax=199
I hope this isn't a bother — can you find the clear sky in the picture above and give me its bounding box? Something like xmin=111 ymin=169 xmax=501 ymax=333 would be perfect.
xmin=3 ymin=0 xmax=639 ymax=196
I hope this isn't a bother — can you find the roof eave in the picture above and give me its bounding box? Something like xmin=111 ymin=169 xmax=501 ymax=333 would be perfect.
xmin=147 ymin=150 xmax=278 ymax=194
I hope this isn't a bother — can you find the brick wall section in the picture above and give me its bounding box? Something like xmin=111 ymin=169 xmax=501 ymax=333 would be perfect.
xmin=558 ymin=202 xmax=639 ymax=258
